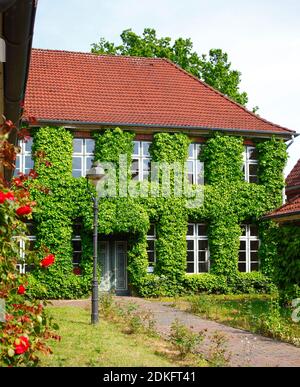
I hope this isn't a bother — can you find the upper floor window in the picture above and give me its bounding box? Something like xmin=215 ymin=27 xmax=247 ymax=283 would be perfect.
xmin=14 ymin=138 xmax=34 ymax=176
xmin=186 ymin=223 xmax=209 ymax=273
xmin=132 ymin=141 xmax=151 ymax=181
xmin=147 ymin=224 xmax=156 ymax=272
xmin=186 ymin=144 xmax=203 ymax=185
xmin=239 ymin=224 xmax=260 ymax=272
xmin=72 ymin=138 xmax=95 ymax=178
xmin=244 ymin=146 xmax=258 ymax=183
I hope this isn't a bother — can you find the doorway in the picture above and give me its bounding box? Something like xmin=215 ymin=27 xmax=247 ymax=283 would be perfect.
xmin=98 ymin=240 xmax=128 ymax=295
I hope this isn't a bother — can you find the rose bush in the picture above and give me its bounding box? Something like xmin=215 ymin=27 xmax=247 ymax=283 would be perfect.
xmin=0 ymin=118 xmax=60 ymax=367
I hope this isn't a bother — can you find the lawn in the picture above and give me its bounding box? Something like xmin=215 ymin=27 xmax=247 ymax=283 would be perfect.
xmin=167 ymin=294 xmax=300 ymax=347
xmin=41 ymin=306 xmax=175 ymax=367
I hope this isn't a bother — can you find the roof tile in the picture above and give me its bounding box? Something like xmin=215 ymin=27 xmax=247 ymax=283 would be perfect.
xmin=24 ymin=49 xmax=295 ymax=134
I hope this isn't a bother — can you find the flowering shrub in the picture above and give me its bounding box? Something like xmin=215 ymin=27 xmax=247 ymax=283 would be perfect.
xmin=0 ymin=118 xmax=60 ymax=367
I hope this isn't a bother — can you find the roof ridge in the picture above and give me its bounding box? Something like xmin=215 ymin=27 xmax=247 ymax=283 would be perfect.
xmin=32 ymin=48 xmax=166 ymax=61
xmin=161 ymin=57 xmax=294 ymax=134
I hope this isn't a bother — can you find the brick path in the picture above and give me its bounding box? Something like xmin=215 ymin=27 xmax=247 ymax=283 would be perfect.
xmin=51 ymin=297 xmax=300 ymax=367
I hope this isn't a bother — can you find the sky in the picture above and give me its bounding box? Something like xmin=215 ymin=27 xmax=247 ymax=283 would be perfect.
xmin=33 ymin=0 xmax=300 ymax=175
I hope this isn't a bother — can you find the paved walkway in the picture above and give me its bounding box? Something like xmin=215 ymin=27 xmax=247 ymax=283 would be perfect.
xmin=51 ymin=297 xmax=300 ymax=367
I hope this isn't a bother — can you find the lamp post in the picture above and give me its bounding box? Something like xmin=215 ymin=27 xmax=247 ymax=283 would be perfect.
xmin=86 ymin=161 xmax=105 ymax=325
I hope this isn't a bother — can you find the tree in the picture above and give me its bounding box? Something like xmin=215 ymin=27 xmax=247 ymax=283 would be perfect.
xmin=91 ymin=28 xmax=249 ymax=106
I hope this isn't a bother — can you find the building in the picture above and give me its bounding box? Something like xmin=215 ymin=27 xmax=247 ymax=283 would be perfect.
xmin=0 ymin=0 xmax=36 ymax=179
xmin=20 ymin=49 xmax=295 ymax=297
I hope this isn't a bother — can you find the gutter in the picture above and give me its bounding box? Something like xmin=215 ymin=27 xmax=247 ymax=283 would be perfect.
xmin=263 ymin=210 xmax=300 ymax=221
xmin=34 ymin=119 xmax=297 ymax=140
xmin=2 ymin=0 xmax=37 ymax=180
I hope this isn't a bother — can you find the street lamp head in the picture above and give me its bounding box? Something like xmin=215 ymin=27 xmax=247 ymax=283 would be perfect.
xmin=86 ymin=160 xmax=105 ymax=187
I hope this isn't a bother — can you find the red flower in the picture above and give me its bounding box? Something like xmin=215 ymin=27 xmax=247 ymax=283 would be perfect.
xmin=16 ymin=205 xmax=32 ymax=217
xmin=5 ymin=192 xmax=15 ymax=201
xmin=14 ymin=336 xmax=30 ymax=355
xmin=0 ymin=191 xmax=6 ymax=204
xmin=28 ymin=169 xmax=38 ymax=179
xmin=17 ymin=285 xmax=26 ymax=295
xmin=40 ymin=254 xmax=55 ymax=268
xmin=13 ymin=178 xmax=23 ymax=187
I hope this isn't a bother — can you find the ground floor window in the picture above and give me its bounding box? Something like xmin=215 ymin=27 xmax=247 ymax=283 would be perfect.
xmin=72 ymin=223 xmax=82 ymax=273
xmin=17 ymin=236 xmax=36 ymax=274
xmin=147 ymin=224 xmax=156 ymax=272
xmin=239 ymin=224 xmax=260 ymax=272
xmin=186 ymin=223 xmax=209 ymax=273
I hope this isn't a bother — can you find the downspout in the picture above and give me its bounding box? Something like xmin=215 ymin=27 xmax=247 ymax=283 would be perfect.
xmin=286 ymin=135 xmax=295 ymax=149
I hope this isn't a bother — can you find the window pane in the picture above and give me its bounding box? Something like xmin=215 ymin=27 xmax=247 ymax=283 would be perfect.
xmin=72 ymin=157 xmax=82 ymax=170
xmin=249 ymin=175 xmax=258 ymax=184
xmin=133 ymin=141 xmax=139 ymax=155
xmin=25 ymin=156 xmax=34 ymax=170
xmin=250 ymin=225 xmax=259 ymax=236
xmin=187 ymin=224 xmax=194 ymax=236
xmin=73 ymin=224 xmax=82 ymax=237
xmin=238 ymin=263 xmax=246 ymax=272
xmin=188 ymin=174 xmax=193 ymax=184
xmin=188 ymin=144 xmax=194 ymax=158
xmin=198 ymin=240 xmax=208 ymax=250
xmin=186 ymin=161 xmax=193 ymax=173
xmin=199 ymin=262 xmax=209 ymax=273
xmin=248 ymin=147 xmax=258 ymax=160
xmin=73 ymin=139 xmax=83 ymax=153
xmin=196 ymin=161 xmax=204 ymax=184
xmin=186 ymin=240 xmax=194 ymax=250
xmin=198 ymin=251 xmax=206 ymax=262
xmin=250 ymin=251 xmax=259 ymax=262
xmin=86 ymin=157 xmax=93 ymax=172
xmin=132 ymin=159 xmax=139 ymax=170
xmin=195 ymin=144 xmax=202 ymax=158
xmin=239 ymin=251 xmax=246 ymax=262
xmin=25 ymin=138 xmax=33 ymax=153
xmin=147 ymin=240 xmax=155 ymax=251
xmin=72 ymin=170 xmax=82 ymax=178
xmin=198 ymin=224 xmax=207 ymax=236
xmin=251 ymin=262 xmax=259 ymax=271
xmin=186 ymin=262 xmax=195 ymax=273
xmin=143 ymin=159 xmax=150 ymax=172
xmin=240 ymin=240 xmax=246 ymax=250
xmin=73 ymin=252 xmax=82 ymax=264
xmin=142 ymin=142 xmax=150 ymax=156
xmin=148 ymin=224 xmax=155 ymax=236
xmin=15 ymin=157 xmax=20 ymax=169
xmin=86 ymin=139 xmax=95 ymax=154
xmin=250 ymin=240 xmax=259 ymax=251
xmin=147 ymin=251 xmax=155 ymax=263
xmin=249 ymin=164 xmax=258 ymax=176
xmin=187 ymin=251 xmax=194 ymax=261
xmin=72 ymin=240 xmax=82 ymax=251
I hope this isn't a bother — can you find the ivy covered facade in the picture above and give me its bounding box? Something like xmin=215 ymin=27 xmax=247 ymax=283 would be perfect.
xmin=17 ymin=127 xmax=287 ymax=298
xmin=20 ymin=49 xmax=295 ymax=298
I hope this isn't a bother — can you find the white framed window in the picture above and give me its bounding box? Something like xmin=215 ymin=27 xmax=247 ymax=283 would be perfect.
xmin=186 ymin=143 xmax=204 ymax=184
xmin=239 ymin=224 xmax=260 ymax=272
xmin=72 ymin=223 xmax=82 ymax=268
xmin=132 ymin=141 xmax=151 ymax=181
xmin=186 ymin=223 xmax=209 ymax=273
xmin=244 ymin=146 xmax=258 ymax=183
xmin=147 ymin=224 xmax=156 ymax=271
xmin=16 ymin=223 xmax=36 ymax=274
xmin=72 ymin=138 xmax=95 ymax=178
xmin=14 ymin=138 xmax=34 ymax=176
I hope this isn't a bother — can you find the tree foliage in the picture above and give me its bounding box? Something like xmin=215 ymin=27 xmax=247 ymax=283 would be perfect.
xmin=91 ymin=28 xmax=249 ymax=106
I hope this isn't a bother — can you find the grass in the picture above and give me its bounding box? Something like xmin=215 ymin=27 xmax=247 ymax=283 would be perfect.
xmin=166 ymin=294 xmax=300 ymax=347
xmin=41 ymin=306 xmax=176 ymax=367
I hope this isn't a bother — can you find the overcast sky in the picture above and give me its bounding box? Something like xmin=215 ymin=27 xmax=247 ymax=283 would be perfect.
xmin=33 ymin=0 xmax=300 ymax=175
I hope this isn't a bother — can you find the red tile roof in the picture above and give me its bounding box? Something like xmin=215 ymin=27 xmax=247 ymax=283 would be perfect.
xmin=24 ymin=49 xmax=295 ymax=135
xmin=286 ymin=159 xmax=300 ymax=188
xmin=264 ymin=195 xmax=300 ymax=221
